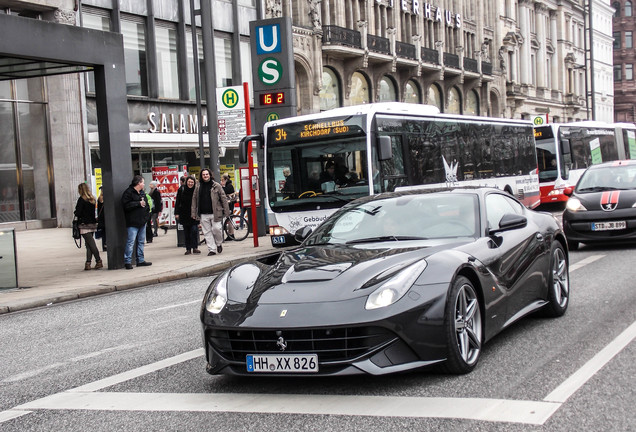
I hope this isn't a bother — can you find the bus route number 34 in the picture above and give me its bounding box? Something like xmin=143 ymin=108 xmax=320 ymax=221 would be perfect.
xmin=275 ymin=128 xmax=287 ymax=142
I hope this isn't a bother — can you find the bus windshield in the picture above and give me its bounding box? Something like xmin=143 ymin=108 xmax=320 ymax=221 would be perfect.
xmin=266 ymin=117 xmax=371 ymax=212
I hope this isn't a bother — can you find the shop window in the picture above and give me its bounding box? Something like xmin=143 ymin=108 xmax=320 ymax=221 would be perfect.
xmin=350 ymin=72 xmax=370 ymax=105
xmin=15 ymin=78 xmax=44 ymax=103
xmin=186 ymin=27 xmax=206 ymax=101
xmin=378 ymin=76 xmax=397 ymax=102
xmin=427 ymin=83 xmax=443 ymax=111
xmin=121 ymin=16 xmax=149 ymax=96
xmin=0 ymin=102 xmax=19 ymax=222
xmin=156 ymin=22 xmax=180 ymax=99
xmin=404 ymin=80 xmax=421 ymax=104
xmin=215 ymin=35 xmax=233 ymax=87
xmin=320 ymin=67 xmax=341 ymax=111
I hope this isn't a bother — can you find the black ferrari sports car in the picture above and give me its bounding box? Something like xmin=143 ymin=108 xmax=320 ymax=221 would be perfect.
xmin=201 ymin=187 xmax=569 ymax=376
xmin=563 ymin=160 xmax=636 ymax=250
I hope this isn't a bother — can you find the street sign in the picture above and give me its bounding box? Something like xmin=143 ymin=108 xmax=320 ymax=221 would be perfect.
xmin=216 ymin=85 xmax=247 ymax=147
xmin=533 ymin=114 xmax=548 ymax=126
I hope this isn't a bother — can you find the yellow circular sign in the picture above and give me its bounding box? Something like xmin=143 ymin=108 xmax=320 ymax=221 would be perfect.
xmin=266 ymin=112 xmax=280 ymax=122
xmin=221 ymin=89 xmax=240 ymax=109
xmin=533 ymin=116 xmax=544 ymax=126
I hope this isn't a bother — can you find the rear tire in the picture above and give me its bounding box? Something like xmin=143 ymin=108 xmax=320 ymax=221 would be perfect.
xmin=224 ymin=216 xmax=250 ymax=241
xmin=542 ymin=242 xmax=569 ymax=317
xmin=441 ymin=276 xmax=482 ymax=374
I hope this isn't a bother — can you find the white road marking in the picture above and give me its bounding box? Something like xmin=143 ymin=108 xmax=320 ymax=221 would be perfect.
xmin=569 ymin=254 xmax=604 ymax=272
xmin=68 ymin=348 xmax=204 ymax=393
xmin=0 ymin=410 xmax=32 ymax=423
xmin=16 ymin=392 xmax=561 ymax=426
xmin=544 ymin=319 xmax=636 ymax=403
xmin=148 ymin=300 xmax=201 ymax=312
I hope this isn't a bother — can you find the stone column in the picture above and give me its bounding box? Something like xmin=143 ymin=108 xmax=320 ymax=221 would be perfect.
xmin=518 ymin=0 xmax=531 ymax=84
xmin=536 ymin=4 xmax=548 ymax=89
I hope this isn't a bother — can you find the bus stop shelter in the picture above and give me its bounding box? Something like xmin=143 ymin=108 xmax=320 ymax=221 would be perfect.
xmin=0 ymin=13 xmax=131 ymax=269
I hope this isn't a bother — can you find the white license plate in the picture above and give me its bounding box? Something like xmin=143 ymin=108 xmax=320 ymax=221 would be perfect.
xmin=592 ymin=221 xmax=626 ymax=231
xmin=272 ymin=235 xmax=286 ymax=245
xmin=246 ymin=354 xmax=318 ymax=373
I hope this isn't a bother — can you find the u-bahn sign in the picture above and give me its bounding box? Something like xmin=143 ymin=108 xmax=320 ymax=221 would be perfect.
xmin=250 ymin=17 xmax=297 ymax=134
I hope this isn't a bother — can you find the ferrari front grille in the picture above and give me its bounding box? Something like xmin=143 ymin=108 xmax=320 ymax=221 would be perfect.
xmin=207 ymin=326 xmax=396 ymax=363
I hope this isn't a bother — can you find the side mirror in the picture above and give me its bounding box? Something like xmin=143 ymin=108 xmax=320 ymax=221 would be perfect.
xmin=488 ymin=213 xmax=527 ymax=236
xmin=294 ymin=226 xmax=313 ymax=243
xmin=563 ymin=186 xmax=574 ymax=196
xmin=238 ymin=134 xmax=262 ymax=164
xmin=560 ymin=139 xmax=571 ymax=155
xmin=377 ymin=136 xmax=392 ymax=161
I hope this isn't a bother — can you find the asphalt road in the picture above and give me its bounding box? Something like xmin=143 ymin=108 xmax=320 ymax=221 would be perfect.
xmin=0 ymin=241 xmax=635 ymax=431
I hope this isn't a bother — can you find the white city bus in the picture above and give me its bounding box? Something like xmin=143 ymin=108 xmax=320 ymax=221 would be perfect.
xmin=241 ymin=103 xmax=540 ymax=247
xmin=534 ymin=121 xmax=636 ymax=204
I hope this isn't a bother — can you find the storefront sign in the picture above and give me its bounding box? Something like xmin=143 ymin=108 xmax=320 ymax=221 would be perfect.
xmin=147 ymin=112 xmax=208 ymax=134
xmin=401 ymin=1 xmax=461 ymax=28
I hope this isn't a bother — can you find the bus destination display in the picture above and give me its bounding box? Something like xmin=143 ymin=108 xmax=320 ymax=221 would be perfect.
xmin=269 ymin=117 xmax=365 ymax=144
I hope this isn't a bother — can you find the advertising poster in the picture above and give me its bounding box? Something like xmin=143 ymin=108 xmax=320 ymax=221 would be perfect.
xmin=589 ymin=138 xmax=602 ymax=165
xmin=152 ymin=166 xmax=180 ymax=226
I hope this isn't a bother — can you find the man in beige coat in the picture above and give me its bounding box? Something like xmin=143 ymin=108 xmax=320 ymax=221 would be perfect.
xmin=191 ymin=169 xmax=230 ymax=255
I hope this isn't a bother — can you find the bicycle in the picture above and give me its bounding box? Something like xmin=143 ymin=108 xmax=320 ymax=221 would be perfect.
xmin=223 ymin=213 xmax=250 ymax=241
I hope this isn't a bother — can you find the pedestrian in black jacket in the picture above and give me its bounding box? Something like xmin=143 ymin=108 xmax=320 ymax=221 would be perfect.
xmin=121 ymin=175 xmax=152 ymax=269
xmin=175 ymin=175 xmax=200 ymax=255
xmin=149 ymin=180 xmax=163 ymax=236
xmin=74 ymin=182 xmax=102 ymax=270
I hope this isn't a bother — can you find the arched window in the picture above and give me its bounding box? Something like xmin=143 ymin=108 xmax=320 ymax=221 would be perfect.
xmin=320 ymin=67 xmax=341 ymax=111
xmin=614 ymin=2 xmax=621 ymax=17
xmin=427 ymin=83 xmax=443 ymax=111
xmin=351 ymin=72 xmax=371 ymax=105
xmin=627 ymin=1 xmax=633 ymax=16
xmin=447 ymin=87 xmax=462 ymax=114
xmin=350 ymin=72 xmax=370 ymax=105
xmin=466 ymin=90 xmax=479 ymax=115
xmin=378 ymin=76 xmax=397 ymax=101
xmin=404 ymin=79 xmax=421 ymax=103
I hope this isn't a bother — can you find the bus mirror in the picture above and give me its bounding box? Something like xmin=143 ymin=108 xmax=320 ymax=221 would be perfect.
xmin=560 ymin=139 xmax=571 ymax=155
xmin=377 ymin=136 xmax=392 ymax=161
xmin=238 ymin=134 xmax=262 ymax=164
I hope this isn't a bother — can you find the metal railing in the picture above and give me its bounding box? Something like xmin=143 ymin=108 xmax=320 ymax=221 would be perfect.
xmin=443 ymin=52 xmax=460 ymax=69
xmin=395 ymin=41 xmax=416 ymax=59
xmin=322 ymin=25 xmax=362 ymax=49
xmin=367 ymin=34 xmax=391 ymax=54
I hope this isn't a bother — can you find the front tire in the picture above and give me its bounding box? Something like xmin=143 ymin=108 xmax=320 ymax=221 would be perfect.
xmin=542 ymin=242 xmax=569 ymax=317
xmin=442 ymin=276 xmax=483 ymax=374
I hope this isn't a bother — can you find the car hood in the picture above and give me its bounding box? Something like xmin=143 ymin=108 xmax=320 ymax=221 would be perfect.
xmin=226 ymin=239 xmax=472 ymax=305
xmin=574 ymin=189 xmax=636 ymax=211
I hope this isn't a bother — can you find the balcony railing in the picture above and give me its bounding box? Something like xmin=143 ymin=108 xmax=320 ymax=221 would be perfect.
xmin=322 ymin=25 xmax=362 ymax=49
xmin=367 ymin=34 xmax=391 ymax=55
xmin=464 ymin=57 xmax=478 ymax=73
xmin=421 ymin=47 xmax=439 ymax=65
xmin=443 ymin=52 xmax=460 ymax=69
xmin=482 ymin=61 xmax=492 ymax=75
xmin=395 ymin=41 xmax=416 ymax=59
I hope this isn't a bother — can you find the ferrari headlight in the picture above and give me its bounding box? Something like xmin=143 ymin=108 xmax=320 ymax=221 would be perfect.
xmin=365 ymin=260 xmax=428 ymax=310
xmin=205 ymin=272 xmax=228 ymax=314
xmin=566 ymin=198 xmax=587 ymax=212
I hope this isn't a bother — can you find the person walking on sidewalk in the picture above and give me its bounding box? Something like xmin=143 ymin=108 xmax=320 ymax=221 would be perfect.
xmin=191 ymin=168 xmax=230 ymax=256
xmin=74 ymin=183 xmax=103 ymax=270
xmin=149 ymin=180 xmax=163 ymax=237
xmin=175 ymin=175 xmax=200 ymax=255
xmin=121 ymin=175 xmax=152 ymax=270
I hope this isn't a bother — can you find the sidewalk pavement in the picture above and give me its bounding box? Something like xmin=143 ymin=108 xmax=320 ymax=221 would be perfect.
xmin=0 ymin=227 xmax=282 ymax=315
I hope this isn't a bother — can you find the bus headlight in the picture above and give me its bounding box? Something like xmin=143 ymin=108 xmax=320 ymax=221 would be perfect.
xmin=269 ymin=226 xmax=290 ymax=236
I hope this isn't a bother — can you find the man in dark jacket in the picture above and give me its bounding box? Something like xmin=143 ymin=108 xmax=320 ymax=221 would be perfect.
xmin=191 ymin=169 xmax=230 ymax=255
xmin=121 ymin=175 xmax=152 ymax=270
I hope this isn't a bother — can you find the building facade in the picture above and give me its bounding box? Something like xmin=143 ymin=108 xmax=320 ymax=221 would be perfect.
xmin=613 ymin=0 xmax=636 ymax=122
xmin=0 ymin=0 xmax=614 ymax=229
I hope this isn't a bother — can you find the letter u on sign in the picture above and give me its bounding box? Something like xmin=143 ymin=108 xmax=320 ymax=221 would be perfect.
xmin=256 ymin=24 xmax=281 ymax=55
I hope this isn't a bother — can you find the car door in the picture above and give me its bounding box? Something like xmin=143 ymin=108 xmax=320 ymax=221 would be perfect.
xmin=484 ymin=192 xmax=547 ymax=324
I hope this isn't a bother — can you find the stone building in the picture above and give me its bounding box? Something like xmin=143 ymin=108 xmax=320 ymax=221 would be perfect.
xmin=612 ymin=0 xmax=636 ymax=122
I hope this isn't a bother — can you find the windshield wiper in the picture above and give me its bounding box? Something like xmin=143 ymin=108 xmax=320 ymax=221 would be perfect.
xmin=346 ymin=236 xmax=428 ymax=245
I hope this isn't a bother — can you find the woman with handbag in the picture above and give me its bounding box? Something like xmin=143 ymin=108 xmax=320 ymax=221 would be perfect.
xmin=74 ymin=183 xmax=102 ymax=270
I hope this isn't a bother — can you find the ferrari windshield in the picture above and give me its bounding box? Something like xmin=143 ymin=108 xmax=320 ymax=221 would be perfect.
xmin=305 ymin=193 xmax=479 ymax=245
xmin=576 ymin=164 xmax=636 ymax=192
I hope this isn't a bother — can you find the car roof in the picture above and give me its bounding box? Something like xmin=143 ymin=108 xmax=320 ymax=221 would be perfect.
xmin=586 ymin=160 xmax=636 ymax=170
